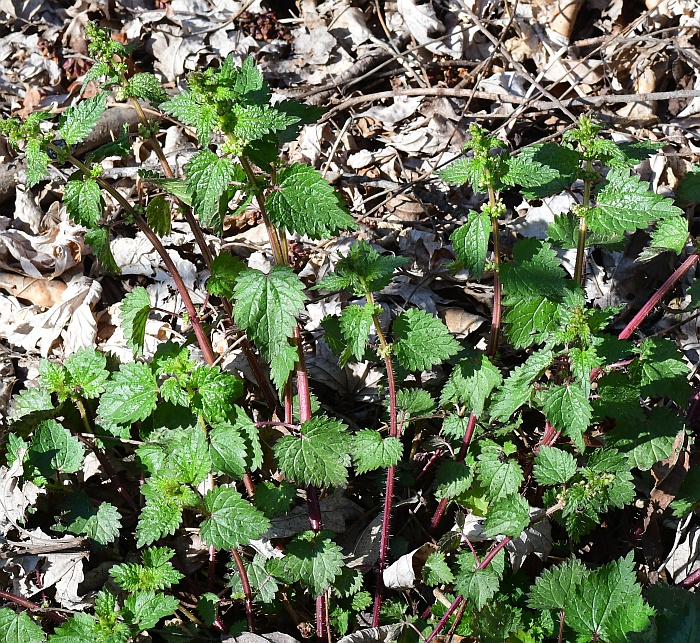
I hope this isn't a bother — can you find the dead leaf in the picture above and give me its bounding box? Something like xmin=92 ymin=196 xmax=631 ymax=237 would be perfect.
xmin=0 ymin=272 xmax=67 ymax=307
xmin=383 ymin=543 xmax=435 ymax=590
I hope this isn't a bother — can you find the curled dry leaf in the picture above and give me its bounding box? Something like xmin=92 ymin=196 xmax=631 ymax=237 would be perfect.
xmin=0 ymin=272 xmax=67 ymax=307
xmin=383 ymin=543 xmax=435 ymax=590
xmin=0 ymin=217 xmax=84 ymax=279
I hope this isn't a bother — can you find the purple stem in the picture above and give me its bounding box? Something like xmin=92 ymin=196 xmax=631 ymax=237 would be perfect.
xmin=619 ymin=252 xmax=699 ymax=341
xmin=424 ymin=595 xmax=463 ymax=643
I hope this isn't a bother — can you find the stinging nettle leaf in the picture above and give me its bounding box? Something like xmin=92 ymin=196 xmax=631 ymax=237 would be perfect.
xmin=393 ymin=308 xmax=460 ymax=372
xmin=145 ymin=195 xmax=171 ymax=237
xmin=98 ymin=362 xmax=158 ymax=426
xmin=0 ymin=608 xmax=45 ymax=643
xmin=200 ymin=487 xmax=270 ymax=550
xmin=185 ymin=150 xmax=239 ymax=229
xmin=440 ymin=350 xmax=502 ymax=415
xmin=588 ymin=168 xmax=683 ymax=238
xmin=63 ymin=176 xmax=102 ymax=228
xmin=161 ymin=90 xmax=219 ymax=145
xmin=64 ymin=347 xmax=109 ymax=399
xmin=57 ymin=92 xmax=109 ymax=145
xmin=540 ymin=384 xmax=592 ymax=452
xmin=28 ymin=419 xmax=85 ymax=477
xmin=351 ymin=430 xmax=403 ymax=475
xmin=533 ymin=446 xmax=577 ymax=486
xmin=483 ymin=493 xmax=530 ymax=538
xmin=119 ymin=287 xmax=151 ymax=357
xmin=265 ymin=163 xmax=357 ymax=239
xmin=275 ymin=416 xmax=351 ymax=487
xmin=450 ymin=210 xmax=491 ymax=278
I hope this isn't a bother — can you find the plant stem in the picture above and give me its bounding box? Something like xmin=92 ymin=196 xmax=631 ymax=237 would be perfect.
xmin=0 ymin=590 xmax=66 ymax=624
xmin=574 ymin=159 xmax=592 ymax=285
xmin=424 ymin=595 xmax=462 ymax=643
xmin=370 ymin=302 xmax=400 ymax=627
xmin=486 ymin=186 xmax=502 ymax=359
xmin=619 ymin=251 xmax=700 ymax=340
xmin=231 ymin=548 xmax=255 ymax=632
xmin=239 ymin=155 xmax=285 ymax=266
xmin=52 ymin=144 xmax=217 ymax=366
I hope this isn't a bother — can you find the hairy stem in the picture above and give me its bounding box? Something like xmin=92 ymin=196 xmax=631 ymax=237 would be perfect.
xmin=424 ymin=595 xmax=462 ymax=643
xmin=574 ymin=159 xmax=593 ymax=285
xmin=371 ymin=303 xmax=399 ymax=627
xmin=239 ymin=155 xmax=285 ymax=266
xmin=52 ymin=145 xmax=217 ymax=366
xmin=231 ymin=548 xmax=255 ymax=632
xmin=619 ymin=251 xmax=700 ymax=340
xmin=0 ymin=590 xmax=66 ymax=624
xmin=486 ymin=186 xmax=502 ymax=359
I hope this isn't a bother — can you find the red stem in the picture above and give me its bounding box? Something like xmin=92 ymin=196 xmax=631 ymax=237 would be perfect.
xmin=619 ymin=251 xmax=699 ymax=340
xmin=424 ymin=595 xmax=463 ymax=643
xmin=231 ymin=548 xmax=256 ymax=632
xmin=679 ymin=565 xmax=700 ymax=589
xmin=0 ymin=590 xmax=66 ymax=624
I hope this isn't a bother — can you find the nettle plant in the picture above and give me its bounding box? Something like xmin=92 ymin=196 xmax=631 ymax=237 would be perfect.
xmin=0 ymin=20 xmax=699 ymax=643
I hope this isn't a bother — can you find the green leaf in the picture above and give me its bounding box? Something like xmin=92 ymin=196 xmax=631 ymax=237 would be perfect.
xmin=85 ymin=124 xmax=130 ymax=165
xmin=439 ymin=350 xmax=502 ymax=415
xmin=339 ymin=303 xmax=376 ymax=364
xmin=671 ymin=466 xmax=700 ymax=518
xmin=185 ymin=150 xmax=238 ymax=228
xmin=64 ymin=347 xmax=109 ymax=399
xmin=422 ymin=551 xmax=455 ymax=586
xmin=316 ymin=240 xmax=408 ymax=296
xmin=501 ymin=153 xmax=564 ymax=192
xmin=166 ymin=428 xmax=211 ymax=486
xmin=110 ymin=547 xmax=184 ymax=591
xmin=569 ymin=346 xmax=602 ymax=396
xmin=200 ymin=487 xmax=270 ymax=549
xmin=265 ymin=163 xmax=356 ymax=239
xmin=98 ymin=362 xmax=158 ymax=426
xmin=196 ymin=593 xmax=219 ymax=628
xmin=351 ymin=430 xmax=403 ymax=475
xmin=231 ymin=103 xmax=299 ymax=146
xmin=275 ymin=416 xmax=351 ymax=487
xmin=450 ymin=210 xmax=491 ymax=278
xmin=270 ymin=342 xmax=299 ymax=392
xmin=63 ymin=176 xmax=102 ymax=228
xmin=189 ymin=365 xmax=243 ymax=423
xmin=630 ymin=337 xmax=690 ymax=405
xmin=645 ymin=583 xmax=700 ymax=643
xmin=139 ymin=170 xmax=193 ymax=205
xmin=47 ymin=612 xmax=129 ymax=643
xmin=476 ymin=443 xmax=523 ymax=501
xmin=84 ymin=226 xmax=119 ymax=274
xmin=233 ymin=266 xmax=305 ymax=389
xmin=677 ymin=165 xmax=700 ymax=202
xmin=123 ymin=591 xmax=179 ymax=632
xmin=145 ymin=195 xmax=171 ymax=237
xmin=209 ymin=422 xmax=248 ymax=479
xmin=564 ymin=553 xmax=653 ymax=642
xmin=206 ymin=251 xmax=246 ymax=300
xmin=606 ymin=406 xmax=684 ymax=470
xmin=516 ymin=142 xmax=580 ymax=199
xmin=125 ymin=73 xmax=167 ymax=106
xmin=61 ymin=496 xmax=121 ymax=545
xmin=435 ymin=459 xmax=473 ymax=500
xmin=637 ymin=215 xmax=689 ymax=262
xmin=616 ymin=140 xmax=663 ymax=166
xmin=0 ymin=608 xmax=45 ymax=643
xmin=501 ymin=238 xmax=568 ymax=300
xmin=135 ymin=498 xmax=183 ymax=548
xmin=454 ymin=549 xmax=504 ymax=610
xmin=9 ymin=386 xmax=55 ymax=426
xmin=28 ymin=420 xmax=84 ymax=476
xmin=161 ymin=90 xmax=219 ymax=145
xmin=528 ymin=557 xmax=587 ymax=610
xmin=119 ymin=287 xmax=150 ymax=357
xmin=267 ymin=530 xmax=344 ymax=597
xmin=437 ymin=155 xmax=483 ymax=188
xmin=533 ymin=446 xmax=577 ymax=486
xmin=229 ymin=553 xmax=279 ymax=603
xmin=396 ymin=389 xmax=435 ymax=417
xmin=540 ymin=384 xmax=592 ymax=452
xmin=25 ymin=138 xmax=50 ymax=188
xmin=483 ymin=494 xmax=530 ymax=538
xmin=252 ymin=481 xmax=296 ymax=518
xmin=588 ymin=169 xmax=683 ymax=237
xmin=57 ymin=92 xmax=109 ymax=145
xmin=592 ymin=372 xmax=644 ymax=424
xmin=393 ymin=308 xmax=460 ymax=372
xmin=490 ymin=349 xmax=554 ymax=421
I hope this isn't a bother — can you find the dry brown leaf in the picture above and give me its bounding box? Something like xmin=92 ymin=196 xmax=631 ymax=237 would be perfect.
xmin=0 ymin=272 xmax=67 ymax=307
